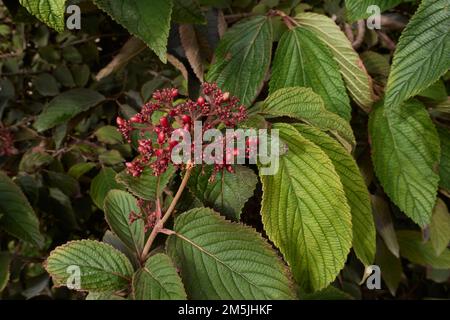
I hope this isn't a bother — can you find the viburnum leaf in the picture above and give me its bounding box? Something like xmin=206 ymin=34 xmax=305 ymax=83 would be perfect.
xmin=104 ymin=190 xmax=144 ymax=254
xmin=92 ymin=0 xmax=173 ymax=63
xmin=19 ymin=0 xmax=66 ymax=32
xmin=371 ymin=194 xmax=400 ymax=257
xmin=295 ymin=12 xmax=374 ymax=112
xmin=376 ymin=239 xmax=402 ymax=296
xmin=437 ymin=126 xmax=450 ymax=192
xmin=429 ymin=198 xmax=450 ymax=256
xmin=206 ymin=16 xmax=273 ymax=106
xmin=345 ymin=0 xmax=405 ymax=22
xmin=187 ymin=165 xmax=258 ymax=220
xmin=262 ymin=87 xmax=356 ymax=148
xmin=0 ymin=171 xmax=44 ymax=247
xmin=397 ymin=231 xmax=450 ymax=269
xmin=132 ymin=253 xmax=187 ymax=300
xmin=172 ymin=0 xmax=206 ymax=24
xmin=34 ymin=89 xmax=105 ymax=132
xmin=45 ymin=240 xmax=134 ymax=292
xmin=166 ymin=207 xmax=296 ymax=299
xmin=90 ymin=168 xmax=124 ymax=209
xmin=298 ymin=285 xmax=354 ymax=300
xmin=260 ymin=123 xmax=353 ymax=292
xmin=295 ymin=124 xmax=376 ymax=266
xmin=384 ymin=0 xmax=450 ymax=109
xmin=116 ymin=165 xmax=175 ymax=201
xmin=369 ymin=101 xmax=440 ymax=227
xmin=270 ymin=27 xmax=351 ymax=120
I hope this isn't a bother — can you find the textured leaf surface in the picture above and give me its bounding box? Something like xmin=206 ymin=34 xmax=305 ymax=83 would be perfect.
xmin=167 ymin=208 xmax=296 ymax=299
xmin=371 ymin=195 xmax=400 ymax=257
xmin=0 ymin=171 xmax=44 ymax=247
xmin=93 ymin=0 xmax=173 ymax=62
xmin=270 ymin=28 xmax=351 ymax=120
xmin=104 ymin=190 xmax=144 ymax=254
xmin=132 ymin=253 xmax=186 ymax=300
xmin=430 ymin=198 xmax=450 ymax=256
xmin=116 ymin=165 xmax=174 ymax=201
xmin=172 ymin=0 xmax=205 ymax=24
xmin=260 ymin=123 xmax=352 ymax=292
xmin=34 ymin=89 xmax=105 ymax=132
xmin=19 ymin=0 xmax=65 ymax=32
xmin=384 ymin=0 xmax=450 ymax=109
xmin=397 ymin=231 xmax=450 ymax=269
xmin=90 ymin=168 xmax=123 ymax=209
xmin=295 ymin=124 xmax=375 ymax=266
xmin=295 ymin=12 xmax=374 ymax=111
xmin=345 ymin=0 xmax=404 ymax=21
xmin=369 ymin=101 xmax=440 ymax=227
xmin=187 ymin=165 xmax=257 ymax=220
xmin=262 ymin=87 xmax=356 ymax=148
xmin=45 ymin=240 xmax=134 ymax=292
xmin=438 ymin=126 xmax=450 ymax=192
xmin=206 ymin=16 xmax=273 ymax=106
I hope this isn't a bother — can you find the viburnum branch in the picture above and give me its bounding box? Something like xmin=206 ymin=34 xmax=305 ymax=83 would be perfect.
xmin=140 ymin=163 xmax=194 ymax=261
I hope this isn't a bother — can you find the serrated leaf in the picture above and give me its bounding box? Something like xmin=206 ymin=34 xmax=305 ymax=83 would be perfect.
xmin=19 ymin=0 xmax=65 ymax=32
xmin=384 ymin=0 xmax=450 ymax=109
xmin=45 ymin=240 xmax=134 ymax=292
xmin=187 ymin=165 xmax=257 ymax=220
xmin=0 ymin=252 xmax=11 ymax=292
xmin=179 ymin=24 xmax=204 ymax=82
xmin=132 ymin=253 xmax=186 ymax=300
xmin=167 ymin=207 xmax=296 ymax=299
xmin=206 ymin=16 xmax=273 ymax=106
xmin=104 ymin=190 xmax=144 ymax=254
xmin=295 ymin=124 xmax=375 ymax=266
xmin=90 ymin=168 xmax=123 ymax=209
xmin=172 ymin=0 xmax=206 ymax=24
xmin=34 ymin=89 xmax=105 ymax=132
xmin=295 ymin=12 xmax=374 ymax=111
xmin=95 ymin=126 xmax=123 ymax=144
xmin=438 ymin=126 xmax=450 ymax=192
xmin=260 ymin=123 xmax=352 ymax=292
xmin=345 ymin=0 xmax=404 ymax=22
xmin=369 ymin=101 xmax=440 ymax=227
xmin=0 ymin=171 xmax=44 ymax=247
xmin=92 ymin=0 xmax=172 ymax=63
xmin=116 ymin=166 xmax=174 ymax=201
xmin=397 ymin=230 xmax=450 ymax=269
xmin=68 ymin=163 xmax=96 ymax=179
xmin=430 ymin=198 xmax=450 ymax=256
xmin=86 ymin=292 xmax=125 ymax=300
xmin=270 ymin=28 xmax=351 ymax=120
xmin=262 ymin=87 xmax=356 ymax=148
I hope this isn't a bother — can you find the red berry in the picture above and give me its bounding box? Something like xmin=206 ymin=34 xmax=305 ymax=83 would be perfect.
xmin=169 ymin=109 xmax=176 ymax=117
xmin=158 ymin=131 xmax=165 ymax=144
xmin=171 ymin=89 xmax=178 ymax=98
xmin=116 ymin=117 xmax=124 ymax=126
xmin=222 ymin=92 xmax=230 ymax=102
xmin=169 ymin=140 xmax=179 ymax=149
xmin=233 ymin=148 xmax=239 ymax=156
xmin=155 ymin=149 xmax=163 ymax=157
xmin=160 ymin=116 xmax=169 ymax=127
xmin=197 ymin=96 xmax=205 ymax=105
xmin=130 ymin=115 xmax=140 ymax=123
xmin=181 ymin=114 xmax=191 ymax=124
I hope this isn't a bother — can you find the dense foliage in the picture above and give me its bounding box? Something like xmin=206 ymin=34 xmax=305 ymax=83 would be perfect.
xmin=0 ymin=0 xmax=450 ymax=300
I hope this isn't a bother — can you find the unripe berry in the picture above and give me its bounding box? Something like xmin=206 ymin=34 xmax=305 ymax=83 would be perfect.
xmin=181 ymin=114 xmax=191 ymax=124
xmin=130 ymin=115 xmax=140 ymax=123
xmin=197 ymin=96 xmax=205 ymax=105
xmin=158 ymin=131 xmax=165 ymax=144
xmin=116 ymin=117 xmax=124 ymax=126
xmin=222 ymin=92 xmax=230 ymax=101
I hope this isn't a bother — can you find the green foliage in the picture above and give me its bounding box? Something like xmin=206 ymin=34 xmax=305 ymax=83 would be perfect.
xmin=19 ymin=0 xmax=65 ymax=32
xmin=345 ymin=0 xmax=405 ymax=22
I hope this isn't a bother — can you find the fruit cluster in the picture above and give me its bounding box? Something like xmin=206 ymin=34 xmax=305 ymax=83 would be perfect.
xmin=0 ymin=126 xmax=18 ymax=157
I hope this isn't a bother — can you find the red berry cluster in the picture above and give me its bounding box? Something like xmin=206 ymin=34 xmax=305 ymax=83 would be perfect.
xmin=129 ymin=199 xmax=158 ymax=232
xmin=116 ymin=83 xmax=248 ymax=177
xmin=0 ymin=126 xmax=18 ymax=157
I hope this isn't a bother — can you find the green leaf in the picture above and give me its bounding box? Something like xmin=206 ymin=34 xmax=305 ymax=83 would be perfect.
xmin=45 ymin=240 xmax=134 ymax=292
xmin=375 ymin=239 xmax=402 ymax=296
xmin=418 ymin=80 xmax=448 ymax=101
xmin=116 ymin=165 xmax=174 ymax=201
xmin=33 ymin=73 xmax=60 ymax=96
xmin=19 ymin=0 xmax=66 ymax=32
xmin=384 ymin=0 xmax=450 ymax=109
xmin=260 ymin=123 xmax=352 ymax=292
xmin=0 ymin=171 xmax=44 ymax=247
xmin=86 ymin=292 xmax=125 ymax=300
xmin=92 ymin=0 xmax=173 ymax=63
xmin=430 ymin=198 xmax=450 ymax=256
xmin=172 ymin=0 xmax=206 ymax=24
xmin=0 ymin=252 xmax=11 ymax=292
xmin=19 ymin=150 xmax=53 ymax=173
xmin=295 ymin=124 xmax=376 ymax=266
xmin=369 ymin=101 xmax=440 ymax=227
xmin=34 ymin=89 xmax=105 ymax=132
xmin=206 ymin=16 xmax=273 ymax=106
xmin=95 ymin=126 xmax=124 ymax=144
xmin=397 ymin=230 xmax=450 ymax=269
xmin=262 ymin=87 xmax=356 ymax=148
xmin=371 ymin=194 xmax=400 ymax=257
xmin=299 ymin=285 xmax=354 ymax=300
xmin=68 ymin=163 xmax=96 ymax=179
xmin=98 ymin=150 xmax=124 ymax=166
xmin=90 ymin=168 xmax=123 ymax=209
xmin=270 ymin=28 xmax=351 ymax=120
xmin=438 ymin=126 xmax=450 ymax=192
xmin=104 ymin=190 xmax=144 ymax=254
xmin=167 ymin=207 xmax=296 ymax=299
xmin=132 ymin=253 xmax=187 ymax=300
xmin=187 ymin=165 xmax=257 ymax=220
xmin=345 ymin=0 xmax=404 ymax=22
xmin=295 ymin=12 xmax=374 ymax=112
xmin=46 ymin=171 xmax=80 ymax=197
